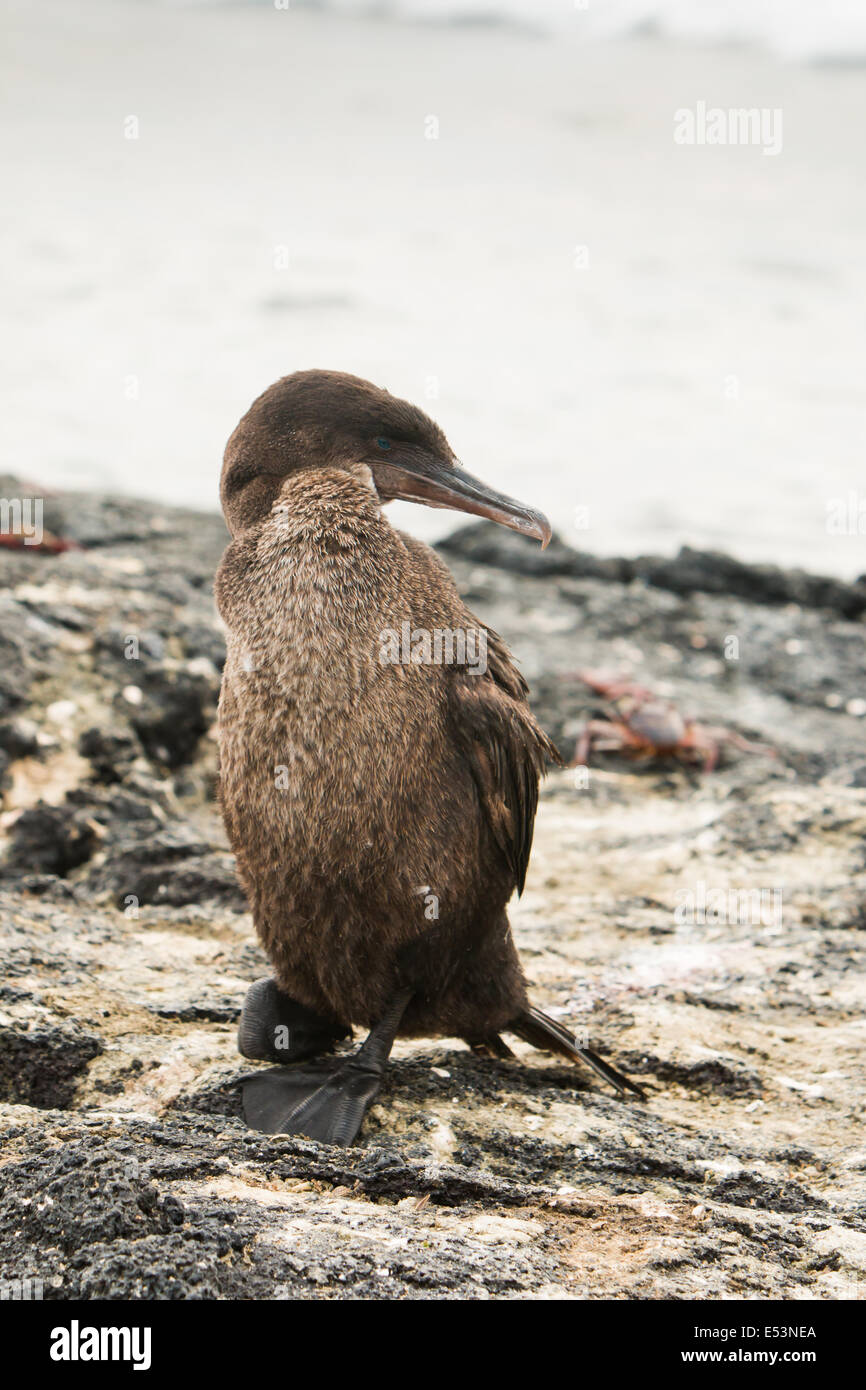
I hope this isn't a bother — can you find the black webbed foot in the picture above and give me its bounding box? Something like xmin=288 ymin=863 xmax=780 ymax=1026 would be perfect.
xmin=242 ymin=988 xmax=413 ymax=1146
xmin=237 ymin=978 xmax=349 ymax=1063
xmin=243 ymin=1055 xmax=383 ymax=1146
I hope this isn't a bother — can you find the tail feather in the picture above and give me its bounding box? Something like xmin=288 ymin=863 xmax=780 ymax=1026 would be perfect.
xmin=510 ymin=1006 xmax=646 ymax=1099
xmin=467 ymin=1034 xmax=517 ymax=1060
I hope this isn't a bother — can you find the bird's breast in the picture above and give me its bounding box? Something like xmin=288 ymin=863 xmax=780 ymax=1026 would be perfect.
xmin=216 ymin=516 xmax=450 ymax=838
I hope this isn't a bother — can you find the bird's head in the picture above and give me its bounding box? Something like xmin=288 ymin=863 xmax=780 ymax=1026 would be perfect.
xmin=220 ymin=370 xmax=551 ymax=547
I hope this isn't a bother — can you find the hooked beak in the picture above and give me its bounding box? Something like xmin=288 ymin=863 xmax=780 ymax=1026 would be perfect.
xmin=372 ymin=448 xmax=551 ymax=549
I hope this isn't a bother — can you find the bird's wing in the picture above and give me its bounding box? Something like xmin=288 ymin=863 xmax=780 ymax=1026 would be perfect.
xmin=447 ymin=623 xmax=563 ymax=896
xmin=396 ymin=531 xmax=562 ymax=895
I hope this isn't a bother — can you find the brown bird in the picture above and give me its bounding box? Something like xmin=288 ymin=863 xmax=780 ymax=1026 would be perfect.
xmin=215 ymin=370 xmax=643 ymax=1145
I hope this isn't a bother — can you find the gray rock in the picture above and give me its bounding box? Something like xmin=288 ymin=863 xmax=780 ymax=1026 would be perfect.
xmin=0 ymin=488 xmax=863 ymax=1301
xmin=0 ymin=1022 xmax=103 ymax=1108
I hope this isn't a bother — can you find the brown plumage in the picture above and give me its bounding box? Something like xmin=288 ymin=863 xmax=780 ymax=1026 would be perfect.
xmin=216 ymin=370 xmax=643 ymax=1144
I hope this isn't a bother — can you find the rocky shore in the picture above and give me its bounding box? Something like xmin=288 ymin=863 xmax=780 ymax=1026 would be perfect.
xmin=0 ymin=483 xmax=864 ymax=1300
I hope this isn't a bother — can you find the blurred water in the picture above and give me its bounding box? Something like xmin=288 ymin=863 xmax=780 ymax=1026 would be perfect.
xmin=2 ymin=0 xmax=865 ymax=577
xmin=166 ymin=0 xmax=866 ymax=64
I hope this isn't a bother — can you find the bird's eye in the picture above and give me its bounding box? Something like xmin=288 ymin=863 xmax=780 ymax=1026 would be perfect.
xmin=376 ymin=437 xmax=391 ymax=450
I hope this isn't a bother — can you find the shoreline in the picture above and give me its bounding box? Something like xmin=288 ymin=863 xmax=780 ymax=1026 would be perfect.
xmin=4 ymin=1 xmax=866 ymax=577
xmin=2 ymin=474 xmax=865 ymax=614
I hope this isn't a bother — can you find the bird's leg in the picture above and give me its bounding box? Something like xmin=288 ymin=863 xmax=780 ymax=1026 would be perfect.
xmin=237 ymin=977 xmax=350 ymax=1062
xmin=571 ymin=718 xmax=622 ymax=767
xmin=242 ymin=989 xmax=413 ymax=1146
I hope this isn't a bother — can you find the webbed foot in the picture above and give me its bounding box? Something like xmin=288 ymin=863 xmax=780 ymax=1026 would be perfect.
xmin=243 ymin=1055 xmax=383 ymax=1145
xmin=242 ymin=988 xmax=413 ymax=1146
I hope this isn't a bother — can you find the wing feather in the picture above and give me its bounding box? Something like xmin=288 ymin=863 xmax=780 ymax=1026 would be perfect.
xmin=448 ymin=626 xmax=561 ymax=894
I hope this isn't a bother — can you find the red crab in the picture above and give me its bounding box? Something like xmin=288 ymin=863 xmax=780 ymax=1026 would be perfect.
xmin=0 ymin=531 xmax=79 ymax=555
xmin=569 ymin=670 xmax=774 ymax=773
